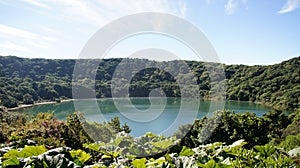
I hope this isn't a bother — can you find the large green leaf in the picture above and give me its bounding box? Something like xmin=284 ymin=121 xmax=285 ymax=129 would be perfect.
xmin=179 ymin=146 xmax=195 ymax=156
xmin=19 ymin=145 xmax=47 ymax=158
xmin=2 ymin=145 xmax=47 ymax=159
xmin=2 ymin=149 xmax=20 ymax=159
xmin=83 ymin=143 xmax=103 ymax=152
xmin=2 ymin=157 xmax=20 ymax=167
xmin=132 ymin=158 xmax=147 ymax=168
xmin=254 ymin=145 xmax=276 ymax=158
xmin=149 ymin=139 xmax=174 ymax=149
xmin=70 ymin=149 xmax=91 ymax=166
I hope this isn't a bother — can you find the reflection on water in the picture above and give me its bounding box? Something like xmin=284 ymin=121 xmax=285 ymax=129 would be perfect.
xmin=17 ymin=98 xmax=272 ymax=137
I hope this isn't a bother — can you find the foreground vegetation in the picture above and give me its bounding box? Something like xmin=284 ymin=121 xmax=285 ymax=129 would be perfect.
xmin=0 ymin=56 xmax=299 ymax=111
xmin=1 ymin=109 xmax=299 ymax=167
xmin=0 ymin=55 xmax=299 ymax=167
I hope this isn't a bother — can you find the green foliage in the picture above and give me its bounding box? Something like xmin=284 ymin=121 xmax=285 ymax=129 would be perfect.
xmin=279 ymin=134 xmax=300 ymax=151
xmin=3 ymin=145 xmax=47 ymax=158
xmin=179 ymin=110 xmax=291 ymax=149
xmin=132 ymin=158 xmax=147 ymax=168
xmin=108 ymin=116 xmax=131 ymax=134
xmin=1 ymin=145 xmax=47 ymax=167
xmin=149 ymin=139 xmax=175 ymax=150
xmin=1 ymin=109 xmax=298 ymax=167
xmin=23 ymin=93 xmax=34 ymax=104
xmin=0 ymin=106 xmax=299 ymax=167
xmin=179 ymin=146 xmax=194 ymax=156
xmin=63 ymin=112 xmax=93 ymax=148
xmin=1 ymin=112 xmax=64 ymax=147
xmin=70 ymin=149 xmax=91 ymax=166
xmin=83 ymin=121 xmax=116 ymax=143
xmin=1 ymin=157 xmax=20 ymax=168
xmin=83 ymin=132 xmax=177 ymax=159
xmin=0 ymin=56 xmax=299 ymax=111
xmin=0 ymin=135 xmax=298 ymax=167
xmin=282 ymin=109 xmax=300 ymax=138
xmin=254 ymin=144 xmax=276 ymax=158
xmin=0 ymin=112 xmax=95 ymax=148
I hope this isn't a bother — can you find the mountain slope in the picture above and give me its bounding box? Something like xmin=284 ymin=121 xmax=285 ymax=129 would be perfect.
xmin=0 ymin=56 xmax=299 ymax=110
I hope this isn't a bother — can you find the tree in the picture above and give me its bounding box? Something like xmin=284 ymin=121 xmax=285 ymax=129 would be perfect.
xmin=23 ymin=93 xmax=34 ymax=104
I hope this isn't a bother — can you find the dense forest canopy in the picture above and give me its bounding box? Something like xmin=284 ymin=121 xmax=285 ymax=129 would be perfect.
xmin=0 ymin=56 xmax=299 ymax=111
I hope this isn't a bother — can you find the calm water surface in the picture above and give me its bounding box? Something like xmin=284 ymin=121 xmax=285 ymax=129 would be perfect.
xmin=17 ymin=98 xmax=273 ymax=137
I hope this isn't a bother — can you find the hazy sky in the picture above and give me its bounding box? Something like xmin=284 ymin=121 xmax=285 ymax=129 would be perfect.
xmin=0 ymin=0 xmax=299 ymax=65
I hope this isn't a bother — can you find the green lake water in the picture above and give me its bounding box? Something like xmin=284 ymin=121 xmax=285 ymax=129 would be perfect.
xmin=17 ymin=98 xmax=273 ymax=137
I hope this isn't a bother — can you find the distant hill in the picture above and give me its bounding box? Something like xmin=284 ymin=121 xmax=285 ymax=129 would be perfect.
xmin=0 ymin=56 xmax=299 ymax=110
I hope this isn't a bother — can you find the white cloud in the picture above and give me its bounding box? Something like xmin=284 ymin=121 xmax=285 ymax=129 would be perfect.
xmin=0 ymin=24 xmax=56 ymax=55
xmin=27 ymin=39 xmax=54 ymax=48
xmin=34 ymin=24 xmax=60 ymax=35
xmin=0 ymin=42 xmax=29 ymax=52
xmin=18 ymin=0 xmax=186 ymax=28
xmin=20 ymin=0 xmax=50 ymax=9
xmin=0 ymin=24 xmax=37 ymax=39
xmin=0 ymin=0 xmax=188 ymax=58
xmin=225 ymin=0 xmax=238 ymax=15
xmin=278 ymin=0 xmax=300 ymax=14
xmin=0 ymin=24 xmax=56 ymax=42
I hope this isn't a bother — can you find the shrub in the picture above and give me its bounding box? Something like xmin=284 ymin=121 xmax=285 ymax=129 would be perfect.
xmin=179 ymin=110 xmax=291 ymax=149
xmin=279 ymin=134 xmax=300 ymax=151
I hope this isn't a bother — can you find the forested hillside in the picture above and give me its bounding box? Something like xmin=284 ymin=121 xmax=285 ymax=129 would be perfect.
xmin=0 ymin=56 xmax=299 ymax=110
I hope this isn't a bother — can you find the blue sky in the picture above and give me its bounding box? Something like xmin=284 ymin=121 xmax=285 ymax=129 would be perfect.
xmin=0 ymin=0 xmax=299 ymax=65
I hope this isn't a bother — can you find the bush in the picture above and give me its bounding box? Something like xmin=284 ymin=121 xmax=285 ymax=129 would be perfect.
xmin=107 ymin=116 xmax=131 ymax=134
xmin=179 ymin=110 xmax=291 ymax=148
xmin=0 ymin=110 xmax=299 ymax=167
xmin=0 ymin=112 xmax=132 ymax=149
xmin=282 ymin=110 xmax=300 ymax=138
xmin=279 ymin=134 xmax=300 ymax=151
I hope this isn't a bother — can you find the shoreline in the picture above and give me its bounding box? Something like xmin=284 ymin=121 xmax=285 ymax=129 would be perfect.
xmin=6 ymin=97 xmax=272 ymax=111
xmin=7 ymin=99 xmax=74 ymax=111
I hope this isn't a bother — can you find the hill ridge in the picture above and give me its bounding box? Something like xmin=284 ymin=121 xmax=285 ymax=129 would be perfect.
xmin=0 ymin=56 xmax=299 ymax=110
